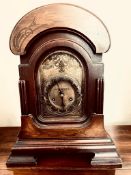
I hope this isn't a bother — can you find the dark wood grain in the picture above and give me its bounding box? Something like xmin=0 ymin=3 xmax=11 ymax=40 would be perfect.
xmin=19 ymin=80 xmax=28 ymax=115
xmin=0 ymin=126 xmax=131 ymax=174
xmin=96 ymin=78 xmax=104 ymax=114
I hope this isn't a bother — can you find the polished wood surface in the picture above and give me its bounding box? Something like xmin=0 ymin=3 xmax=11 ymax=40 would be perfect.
xmin=0 ymin=125 xmax=131 ymax=174
xmin=10 ymin=3 xmax=110 ymax=55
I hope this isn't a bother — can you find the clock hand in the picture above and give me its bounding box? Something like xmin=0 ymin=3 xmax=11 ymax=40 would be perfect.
xmin=60 ymin=93 xmax=65 ymax=110
xmin=56 ymin=82 xmax=63 ymax=95
xmin=56 ymin=82 xmax=65 ymax=110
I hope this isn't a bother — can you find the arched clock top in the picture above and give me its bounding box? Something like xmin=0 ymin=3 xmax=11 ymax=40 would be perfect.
xmin=9 ymin=3 xmax=110 ymax=55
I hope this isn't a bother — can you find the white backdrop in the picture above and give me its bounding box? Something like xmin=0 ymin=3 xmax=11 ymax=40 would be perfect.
xmin=0 ymin=0 xmax=131 ymax=126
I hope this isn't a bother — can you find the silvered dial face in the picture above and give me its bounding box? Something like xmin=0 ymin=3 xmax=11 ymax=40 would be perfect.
xmin=49 ymin=80 xmax=75 ymax=111
xmin=44 ymin=77 xmax=81 ymax=114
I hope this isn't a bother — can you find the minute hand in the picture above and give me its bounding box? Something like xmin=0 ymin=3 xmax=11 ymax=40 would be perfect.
xmin=56 ymin=83 xmax=65 ymax=109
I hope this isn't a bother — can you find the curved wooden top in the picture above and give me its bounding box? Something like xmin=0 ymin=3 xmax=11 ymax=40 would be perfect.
xmin=10 ymin=3 xmax=111 ymax=55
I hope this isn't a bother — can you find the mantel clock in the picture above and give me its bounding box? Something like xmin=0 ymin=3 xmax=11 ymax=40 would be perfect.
xmin=7 ymin=3 xmax=122 ymax=167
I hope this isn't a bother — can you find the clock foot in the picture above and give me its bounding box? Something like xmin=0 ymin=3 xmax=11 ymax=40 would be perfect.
xmin=91 ymin=152 xmax=122 ymax=168
xmin=6 ymin=154 xmax=37 ymax=167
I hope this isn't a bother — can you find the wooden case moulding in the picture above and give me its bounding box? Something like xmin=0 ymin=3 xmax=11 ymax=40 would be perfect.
xmin=7 ymin=3 xmax=122 ymax=168
xmin=10 ymin=3 xmax=110 ymax=55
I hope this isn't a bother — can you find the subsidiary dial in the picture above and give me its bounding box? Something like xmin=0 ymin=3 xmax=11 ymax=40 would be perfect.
xmin=44 ymin=77 xmax=81 ymax=114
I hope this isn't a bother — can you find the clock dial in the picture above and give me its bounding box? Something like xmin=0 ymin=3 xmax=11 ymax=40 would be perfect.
xmin=44 ymin=77 xmax=81 ymax=114
xmin=49 ymin=80 xmax=75 ymax=111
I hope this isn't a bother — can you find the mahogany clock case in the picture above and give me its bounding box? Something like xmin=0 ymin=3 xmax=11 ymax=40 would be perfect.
xmin=6 ymin=3 xmax=122 ymax=168
xmin=19 ymin=29 xmax=103 ymax=126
